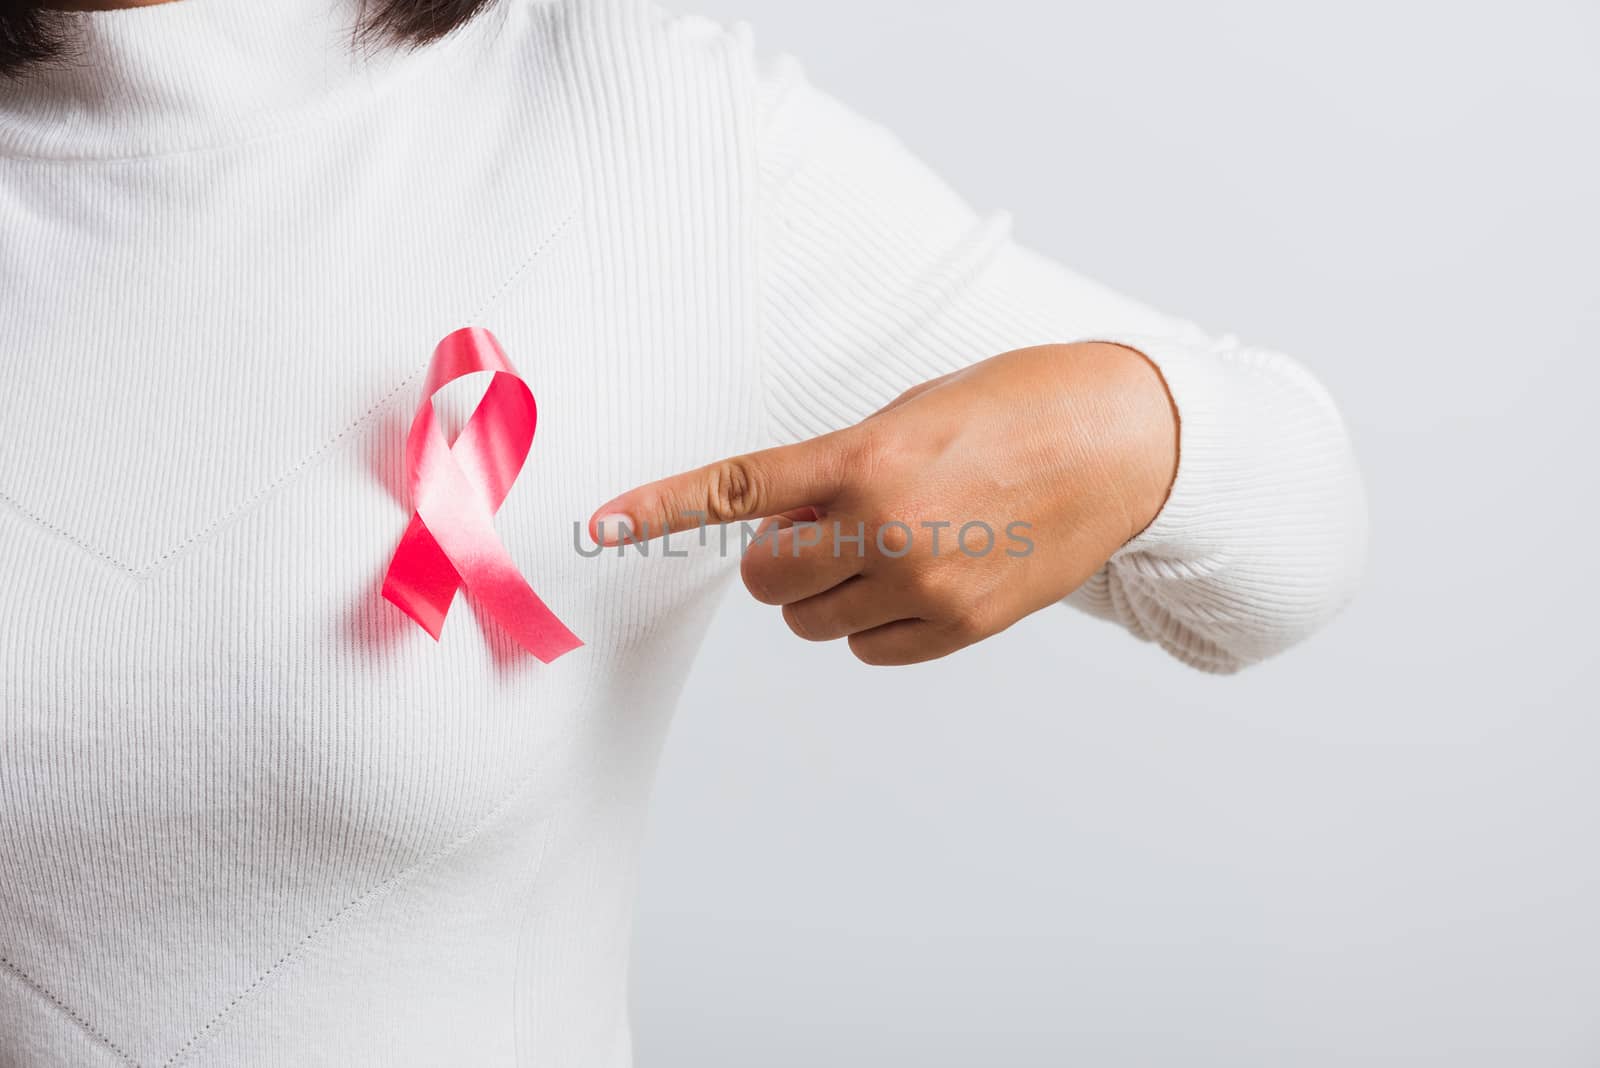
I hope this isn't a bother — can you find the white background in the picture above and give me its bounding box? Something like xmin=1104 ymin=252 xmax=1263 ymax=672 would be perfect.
xmin=631 ymin=2 xmax=1600 ymax=1064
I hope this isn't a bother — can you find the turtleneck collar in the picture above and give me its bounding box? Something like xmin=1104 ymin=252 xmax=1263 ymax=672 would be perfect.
xmin=0 ymin=0 xmax=493 ymax=161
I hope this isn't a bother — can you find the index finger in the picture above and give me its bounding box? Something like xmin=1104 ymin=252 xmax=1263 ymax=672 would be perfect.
xmin=588 ymin=428 xmax=858 ymax=546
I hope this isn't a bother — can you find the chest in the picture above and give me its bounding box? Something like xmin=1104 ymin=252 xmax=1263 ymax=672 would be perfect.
xmin=0 ymin=97 xmax=760 ymax=1056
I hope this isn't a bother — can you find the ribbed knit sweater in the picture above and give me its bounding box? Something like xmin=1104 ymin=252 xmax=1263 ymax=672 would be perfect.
xmin=0 ymin=0 xmax=1366 ymax=1063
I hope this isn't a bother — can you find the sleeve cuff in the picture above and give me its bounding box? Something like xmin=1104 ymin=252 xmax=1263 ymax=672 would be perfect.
xmin=1082 ymin=332 xmax=1235 ymax=564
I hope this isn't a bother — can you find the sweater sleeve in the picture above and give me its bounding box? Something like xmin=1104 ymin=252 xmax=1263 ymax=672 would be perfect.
xmin=754 ymin=56 xmax=1368 ymax=674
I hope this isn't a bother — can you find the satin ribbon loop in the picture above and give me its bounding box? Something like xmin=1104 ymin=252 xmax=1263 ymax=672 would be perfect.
xmin=381 ymin=327 xmax=582 ymax=663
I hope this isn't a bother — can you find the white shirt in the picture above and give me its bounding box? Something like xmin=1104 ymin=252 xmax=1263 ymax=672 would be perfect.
xmin=0 ymin=0 xmax=1366 ymax=1063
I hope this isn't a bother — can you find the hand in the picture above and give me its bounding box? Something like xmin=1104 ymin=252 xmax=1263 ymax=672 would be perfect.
xmin=589 ymin=343 xmax=1178 ymax=665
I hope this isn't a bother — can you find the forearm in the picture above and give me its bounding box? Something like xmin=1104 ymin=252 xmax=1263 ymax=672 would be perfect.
xmin=754 ymin=56 xmax=1367 ymax=670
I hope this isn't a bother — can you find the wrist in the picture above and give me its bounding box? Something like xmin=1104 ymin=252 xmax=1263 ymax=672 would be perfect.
xmin=1070 ymin=341 xmax=1180 ymax=545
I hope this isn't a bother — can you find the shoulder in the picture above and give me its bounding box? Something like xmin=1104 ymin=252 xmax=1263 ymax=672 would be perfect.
xmin=485 ymin=0 xmax=835 ymax=199
xmin=511 ymin=0 xmax=767 ymax=106
xmin=509 ymin=1 xmax=903 ymax=170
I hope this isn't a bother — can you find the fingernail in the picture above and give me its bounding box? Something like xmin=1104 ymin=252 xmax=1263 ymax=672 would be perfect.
xmin=597 ymin=513 xmax=634 ymax=546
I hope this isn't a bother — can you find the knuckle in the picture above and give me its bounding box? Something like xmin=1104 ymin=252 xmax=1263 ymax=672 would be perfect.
xmin=847 ymin=633 xmax=892 ymax=666
xmin=843 ymin=423 xmax=892 ymax=483
xmin=707 ymin=458 xmax=761 ymax=522
xmin=789 ymin=601 xmax=851 ymax=643
xmin=904 ymin=563 xmax=949 ymax=605
xmin=870 ymin=514 xmax=914 ymax=558
xmin=946 ymin=604 xmax=993 ymax=644
xmin=782 ymin=604 xmax=826 ymax=642
xmin=740 ymin=555 xmax=782 ymax=605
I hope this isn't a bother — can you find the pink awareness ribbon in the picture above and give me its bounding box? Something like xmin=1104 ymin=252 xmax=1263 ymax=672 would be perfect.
xmin=381 ymin=327 xmax=582 ymax=663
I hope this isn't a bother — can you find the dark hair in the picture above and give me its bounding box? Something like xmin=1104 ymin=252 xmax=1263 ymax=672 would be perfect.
xmin=0 ymin=0 xmax=500 ymax=78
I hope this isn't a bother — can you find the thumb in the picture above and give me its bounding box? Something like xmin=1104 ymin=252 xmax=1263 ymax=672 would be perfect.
xmin=589 ymin=428 xmax=858 ymax=546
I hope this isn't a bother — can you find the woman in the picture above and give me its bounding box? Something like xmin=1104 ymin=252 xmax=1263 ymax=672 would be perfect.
xmin=0 ymin=0 xmax=1366 ymax=1063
